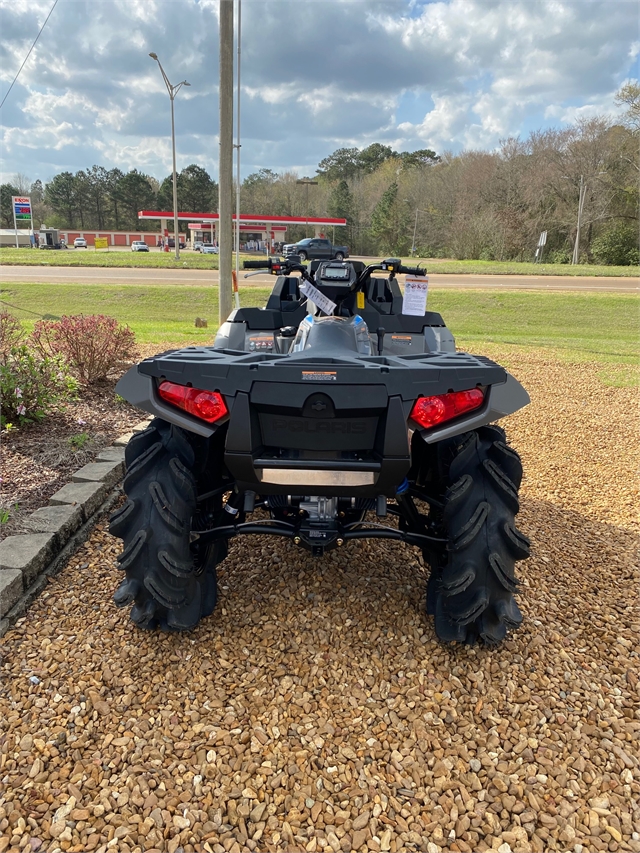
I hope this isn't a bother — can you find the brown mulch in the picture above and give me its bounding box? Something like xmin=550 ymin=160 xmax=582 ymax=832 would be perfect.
xmin=0 ymin=381 xmax=143 ymax=537
xmin=0 ymin=344 xmax=175 ymax=539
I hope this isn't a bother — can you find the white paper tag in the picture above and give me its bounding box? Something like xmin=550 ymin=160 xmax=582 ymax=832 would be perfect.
xmin=402 ymin=276 xmax=429 ymax=316
xmin=300 ymin=281 xmax=337 ymax=316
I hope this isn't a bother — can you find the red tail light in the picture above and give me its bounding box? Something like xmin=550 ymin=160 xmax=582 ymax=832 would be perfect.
xmin=158 ymin=381 xmax=228 ymax=423
xmin=410 ymin=388 xmax=485 ymax=430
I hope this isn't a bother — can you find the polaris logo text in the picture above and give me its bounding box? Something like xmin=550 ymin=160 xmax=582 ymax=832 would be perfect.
xmin=272 ymin=419 xmax=367 ymax=434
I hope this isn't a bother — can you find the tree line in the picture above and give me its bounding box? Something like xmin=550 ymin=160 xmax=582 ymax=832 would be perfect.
xmin=0 ymin=164 xmax=218 ymax=234
xmin=2 ymin=82 xmax=638 ymax=263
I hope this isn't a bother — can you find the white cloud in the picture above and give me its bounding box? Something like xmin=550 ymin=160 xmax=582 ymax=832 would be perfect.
xmin=0 ymin=0 xmax=637 ymax=182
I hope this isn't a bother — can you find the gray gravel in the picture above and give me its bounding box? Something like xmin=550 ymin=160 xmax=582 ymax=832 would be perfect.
xmin=0 ymin=349 xmax=638 ymax=853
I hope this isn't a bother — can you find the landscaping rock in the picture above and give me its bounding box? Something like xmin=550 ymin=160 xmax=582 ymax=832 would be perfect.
xmin=48 ymin=480 xmax=110 ymax=518
xmin=0 ymin=533 xmax=57 ymax=585
xmin=71 ymin=460 xmax=124 ymax=487
xmin=0 ymin=569 xmax=23 ymax=618
xmin=96 ymin=445 xmax=126 ymax=463
xmin=112 ymin=418 xmax=152 ymax=447
xmin=112 ymin=431 xmax=136 ymax=446
xmin=23 ymin=504 xmax=83 ymax=544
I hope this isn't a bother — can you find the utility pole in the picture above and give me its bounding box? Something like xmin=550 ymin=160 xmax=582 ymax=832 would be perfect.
xmin=219 ymin=0 xmax=234 ymax=324
xmin=411 ymin=209 xmax=418 ymax=255
xmin=234 ymin=0 xmax=242 ymax=310
xmin=572 ymin=174 xmax=586 ymax=265
xmin=411 ymin=208 xmax=428 ymax=255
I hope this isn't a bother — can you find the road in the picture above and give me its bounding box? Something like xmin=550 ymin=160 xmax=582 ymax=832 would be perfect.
xmin=1 ymin=264 xmax=638 ymax=292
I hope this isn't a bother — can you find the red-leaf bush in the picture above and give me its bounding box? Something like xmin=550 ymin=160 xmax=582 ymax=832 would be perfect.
xmin=31 ymin=314 xmax=139 ymax=384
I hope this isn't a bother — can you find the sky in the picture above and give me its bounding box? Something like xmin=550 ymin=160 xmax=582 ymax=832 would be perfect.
xmin=0 ymin=0 xmax=638 ymax=187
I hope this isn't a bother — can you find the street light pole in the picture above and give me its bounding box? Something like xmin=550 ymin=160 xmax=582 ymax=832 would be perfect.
xmin=149 ymin=52 xmax=190 ymax=260
xmin=296 ymin=178 xmax=318 ymax=237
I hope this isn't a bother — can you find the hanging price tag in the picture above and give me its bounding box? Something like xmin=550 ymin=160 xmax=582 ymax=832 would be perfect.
xmin=402 ymin=276 xmax=429 ymax=316
xmin=299 ymin=281 xmax=337 ymax=316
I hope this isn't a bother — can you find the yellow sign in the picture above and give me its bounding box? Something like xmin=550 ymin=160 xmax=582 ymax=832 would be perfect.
xmin=94 ymin=237 xmax=109 ymax=249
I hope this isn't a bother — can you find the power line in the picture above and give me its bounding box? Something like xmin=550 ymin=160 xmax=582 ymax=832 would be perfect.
xmin=0 ymin=0 xmax=59 ymax=111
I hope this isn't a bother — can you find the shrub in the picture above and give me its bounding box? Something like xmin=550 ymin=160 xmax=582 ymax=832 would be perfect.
xmin=548 ymin=249 xmax=572 ymax=264
xmin=0 ymin=345 xmax=78 ymax=427
xmin=0 ymin=312 xmax=25 ymax=361
xmin=31 ymin=314 xmax=138 ymax=383
xmin=591 ymin=223 xmax=640 ymax=266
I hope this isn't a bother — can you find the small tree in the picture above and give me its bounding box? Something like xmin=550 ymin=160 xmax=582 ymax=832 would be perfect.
xmin=370 ymin=182 xmax=411 ymax=255
xmin=327 ymin=180 xmax=355 ymax=247
xmin=615 ymin=80 xmax=640 ymax=132
xmin=591 ymin=223 xmax=639 ymax=265
xmin=0 ymin=183 xmax=19 ymax=228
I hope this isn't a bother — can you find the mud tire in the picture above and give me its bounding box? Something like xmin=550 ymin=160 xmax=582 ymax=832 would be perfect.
xmin=427 ymin=425 xmax=530 ymax=644
xmin=109 ymin=419 xmax=224 ymax=631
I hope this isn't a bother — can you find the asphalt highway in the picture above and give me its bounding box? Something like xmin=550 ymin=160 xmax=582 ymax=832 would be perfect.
xmin=1 ymin=264 xmax=638 ymax=292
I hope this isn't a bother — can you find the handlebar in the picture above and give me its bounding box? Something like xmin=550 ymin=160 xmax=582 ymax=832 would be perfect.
xmin=397 ymin=264 xmax=425 ymax=276
xmin=243 ymin=255 xmax=311 ymax=282
xmin=243 ymin=259 xmax=272 ymax=270
xmin=374 ymin=258 xmax=425 ymax=277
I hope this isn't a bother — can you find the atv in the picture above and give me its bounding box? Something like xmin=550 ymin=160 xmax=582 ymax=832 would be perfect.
xmin=110 ymin=256 xmax=530 ymax=644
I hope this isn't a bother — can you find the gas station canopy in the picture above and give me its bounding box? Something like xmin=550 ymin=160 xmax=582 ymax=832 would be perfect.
xmin=137 ymin=211 xmax=347 ymax=229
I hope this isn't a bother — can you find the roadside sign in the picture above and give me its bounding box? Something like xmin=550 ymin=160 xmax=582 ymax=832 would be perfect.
xmin=534 ymin=230 xmax=548 ymax=263
xmin=94 ymin=237 xmax=109 ymax=249
xmin=12 ymin=196 xmax=33 ymax=248
xmin=13 ymin=197 xmax=32 ymax=219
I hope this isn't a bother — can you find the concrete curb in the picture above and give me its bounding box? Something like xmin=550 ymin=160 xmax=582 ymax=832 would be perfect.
xmin=0 ymin=418 xmax=151 ymax=637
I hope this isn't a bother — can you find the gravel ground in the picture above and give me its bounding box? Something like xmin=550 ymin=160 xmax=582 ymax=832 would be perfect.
xmin=0 ymin=347 xmax=638 ymax=853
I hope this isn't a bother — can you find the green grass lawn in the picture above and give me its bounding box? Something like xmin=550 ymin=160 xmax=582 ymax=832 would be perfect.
xmin=411 ymin=258 xmax=640 ymax=277
xmin=2 ymin=281 xmax=638 ymax=384
xmin=429 ymin=290 xmax=639 ymax=360
xmin=2 ymin=246 xmax=639 ymax=276
xmin=0 ymin=247 xmax=241 ymax=270
xmin=0 ymin=281 xmax=271 ymax=345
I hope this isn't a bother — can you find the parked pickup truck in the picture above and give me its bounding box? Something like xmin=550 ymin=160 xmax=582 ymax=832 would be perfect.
xmin=282 ymin=237 xmax=349 ymax=261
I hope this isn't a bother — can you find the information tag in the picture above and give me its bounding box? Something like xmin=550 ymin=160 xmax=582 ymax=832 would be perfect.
xmin=300 ymin=281 xmax=337 ymax=316
xmin=402 ymin=276 xmax=429 ymax=316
